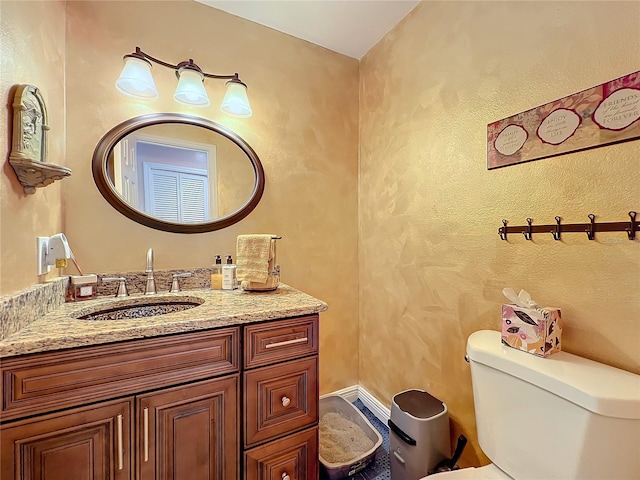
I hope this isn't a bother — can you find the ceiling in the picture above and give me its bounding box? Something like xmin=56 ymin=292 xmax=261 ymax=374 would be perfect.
xmin=196 ymin=0 xmax=420 ymax=59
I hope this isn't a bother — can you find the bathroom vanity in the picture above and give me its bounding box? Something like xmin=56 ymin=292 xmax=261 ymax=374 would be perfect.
xmin=0 ymin=284 xmax=326 ymax=480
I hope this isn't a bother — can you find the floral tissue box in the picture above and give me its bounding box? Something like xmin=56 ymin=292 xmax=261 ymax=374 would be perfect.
xmin=501 ymin=288 xmax=562 ymax=357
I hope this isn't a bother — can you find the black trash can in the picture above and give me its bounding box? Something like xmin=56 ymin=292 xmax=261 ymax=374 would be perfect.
xmin=389 ymin=389 xmax=450 ymax=480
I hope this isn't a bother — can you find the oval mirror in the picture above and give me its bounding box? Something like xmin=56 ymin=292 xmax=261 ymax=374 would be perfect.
xmin=92 ymin=113 xmax=264 ymax=233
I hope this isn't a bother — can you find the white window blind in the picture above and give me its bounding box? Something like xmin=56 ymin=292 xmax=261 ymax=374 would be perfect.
xmin=180 ymin=174 xmax=208 ymax=223
xmin=145 ymin=165 xmax=209 ymax=223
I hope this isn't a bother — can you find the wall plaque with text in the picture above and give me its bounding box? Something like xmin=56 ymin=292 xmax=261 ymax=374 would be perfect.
xmin=487 ymin=71 xmax=640 ymax=169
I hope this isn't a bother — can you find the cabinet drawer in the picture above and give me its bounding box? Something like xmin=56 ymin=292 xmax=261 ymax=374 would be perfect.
xmin=244 ymin=315 xmax=318 ymax=369
xmin=1 ymin=327 xmax=239 ymax=422
xmin=244 ymin=356 xmax=318 ymax=447
xmin=244 ymin=426 xmax=318 ymax=480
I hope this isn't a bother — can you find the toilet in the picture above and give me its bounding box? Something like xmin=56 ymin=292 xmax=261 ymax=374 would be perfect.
xmin=428 ymin=330 xmax=640 ymax=479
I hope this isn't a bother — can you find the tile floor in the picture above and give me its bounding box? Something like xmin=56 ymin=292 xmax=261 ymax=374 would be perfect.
xmin=352 ymin=399 xmax=391 ymax=480
xmin=320 ymin=398 xmax=391 ymax=480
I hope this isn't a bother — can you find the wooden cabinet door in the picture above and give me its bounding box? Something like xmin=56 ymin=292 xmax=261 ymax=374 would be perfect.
xmin=244 ymin=427 xmax=318 ymax=480
xmin=0 ymin=398 xmax=133 ymax=480
xmin=137 ymin=375 xmax=238 ymax=480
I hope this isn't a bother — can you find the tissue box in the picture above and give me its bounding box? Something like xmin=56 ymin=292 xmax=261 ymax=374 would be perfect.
xmin=501 ymin=304 xmax=562 ymax=357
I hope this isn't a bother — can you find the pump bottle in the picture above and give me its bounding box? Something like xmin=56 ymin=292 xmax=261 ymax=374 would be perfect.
xmin=222 ymin=255 xmax=237 ymax=290
xmin=210 ymin=255 xmax=223 ymax=289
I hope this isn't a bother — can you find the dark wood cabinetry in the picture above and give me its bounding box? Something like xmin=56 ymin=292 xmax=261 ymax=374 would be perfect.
xmin=243 ymin=315 xmax=319 ymax=480
xmin=0 ymin=314 xmax=320 ymax=480
xmin=1 ymin=328 xmax=239 ymax=480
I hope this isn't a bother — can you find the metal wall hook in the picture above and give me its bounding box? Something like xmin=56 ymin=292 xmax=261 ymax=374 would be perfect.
xmin=551 ymin=216 xmax=562 ymax=240
xmin=523 ymin=218 xmax=533 ymax=240
xmin=499 ymin=219 xmax=508 ymax=240
xmin=626 ymin=211 xmax=637 ymax=240
xmin=586 ymin=214 xmax=596 ymax=240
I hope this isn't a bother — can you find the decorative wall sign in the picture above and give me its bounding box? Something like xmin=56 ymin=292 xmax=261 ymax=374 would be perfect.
xmin=487 ymin=71 xmax=640 ymax=169
xmin=8 ymin=84 xmax=71 ymax=194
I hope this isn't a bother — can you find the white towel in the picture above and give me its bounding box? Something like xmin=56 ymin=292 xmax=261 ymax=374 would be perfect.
xmin=236 ymin=234 xmax=275 ymax=283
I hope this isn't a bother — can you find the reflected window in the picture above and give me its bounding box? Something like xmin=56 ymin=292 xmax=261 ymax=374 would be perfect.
xmin=113 ymin=132 xmax=218 ymax=222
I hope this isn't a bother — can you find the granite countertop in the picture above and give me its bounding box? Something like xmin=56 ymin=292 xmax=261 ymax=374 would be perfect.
xmin=0 ymin=284 xmax=327 ymax=358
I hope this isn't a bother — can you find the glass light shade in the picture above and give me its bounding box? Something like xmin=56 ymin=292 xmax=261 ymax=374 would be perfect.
xmin=220 ymin=81 xmax=252 ymax=118
xmin=174 ymin=68 xmax=210 ymax=107
xmin=115 ymin=56 xmax=158 ymax=99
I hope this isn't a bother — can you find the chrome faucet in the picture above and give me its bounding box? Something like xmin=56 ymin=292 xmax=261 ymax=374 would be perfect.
xmin=145 ymin=248 xmax=157 ymax=294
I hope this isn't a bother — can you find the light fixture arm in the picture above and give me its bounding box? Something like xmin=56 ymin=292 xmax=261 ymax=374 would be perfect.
xmin=126 ymin=47 xmax=244 ymax=83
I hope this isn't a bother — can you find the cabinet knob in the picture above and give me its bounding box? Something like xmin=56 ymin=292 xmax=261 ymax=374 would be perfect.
xmin=281 ymin=473 xmax=290 ymax=480
xmin=281 ymin=396 xmax=291 ymax=407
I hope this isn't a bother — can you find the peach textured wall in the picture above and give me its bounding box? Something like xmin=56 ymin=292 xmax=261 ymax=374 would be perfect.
xmin=3 ymin=0 xmax=639 ymax=469
xmin=63 ymin=1 xmax=360 ymax=393
xmin=0 ymin=0 xmax=66 ymax=295
xmin=359 ymin=1 xmax=640 ymax=466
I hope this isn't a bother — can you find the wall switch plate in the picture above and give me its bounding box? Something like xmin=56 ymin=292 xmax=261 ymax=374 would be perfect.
xmin=37 ymin=237 xmax=50 ymax=276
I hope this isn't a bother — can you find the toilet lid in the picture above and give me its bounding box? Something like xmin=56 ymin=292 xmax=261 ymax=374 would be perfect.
xmin=426 ymin=464 xmax=512 ymax=479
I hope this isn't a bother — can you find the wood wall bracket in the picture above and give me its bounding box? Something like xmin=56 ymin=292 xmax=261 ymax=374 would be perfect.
xmin=498 ymin=211 xmax=639 ymax=242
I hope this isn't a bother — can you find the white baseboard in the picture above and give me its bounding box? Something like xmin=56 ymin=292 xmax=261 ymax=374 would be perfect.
xmin=320 ymin=385 xmax=359 ymax=403
xmin=357 ymin=385 xmax=390 ymax=424
xmin=323 ymin=385 xmax=390 ymax=425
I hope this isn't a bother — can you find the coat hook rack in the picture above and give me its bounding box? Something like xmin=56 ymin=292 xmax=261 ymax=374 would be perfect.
xmin=498 ymin=211 xmax=638 ymax=241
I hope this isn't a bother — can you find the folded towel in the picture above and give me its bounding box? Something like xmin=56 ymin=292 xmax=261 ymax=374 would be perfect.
xmin=236 ymin=234 xmax=276 ymax=283
xmin=241 ymin=276 xmax=279 ymax=292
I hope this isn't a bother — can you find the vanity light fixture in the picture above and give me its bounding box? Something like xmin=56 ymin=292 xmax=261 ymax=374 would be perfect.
xmin=115 ymin=47 xmax=252 ymax=118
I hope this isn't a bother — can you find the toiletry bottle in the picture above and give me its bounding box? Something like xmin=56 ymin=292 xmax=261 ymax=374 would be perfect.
xmin=211 ymin=255 xmax=223 ymax=289
xmin=222 ymin=255 xmax=237 ymax=290
xmin=230 ymin=255 xmax=238 ymax=289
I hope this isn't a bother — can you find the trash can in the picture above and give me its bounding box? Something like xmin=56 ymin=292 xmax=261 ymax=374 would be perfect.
xmin=389 ymin=389 xmax=450 ymax=480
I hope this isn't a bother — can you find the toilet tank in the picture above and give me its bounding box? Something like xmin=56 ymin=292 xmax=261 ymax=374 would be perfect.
xmin=467 ymin=330 xmax=640 ymax=480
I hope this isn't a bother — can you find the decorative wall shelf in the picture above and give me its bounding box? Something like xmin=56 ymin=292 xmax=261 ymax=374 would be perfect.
xmin=498 ymin=211 xmax=638 ymax=241
xmin=8 ymin=158 xmax=71 ymax=195
xmin=8 ymin=84 xmax=71 ymax=195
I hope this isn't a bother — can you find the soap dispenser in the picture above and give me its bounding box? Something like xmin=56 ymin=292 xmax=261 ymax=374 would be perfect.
xmin=222 ymin=255 xmax=237 ymax=290
xmin=211 ymin=255 xmax=223 ymax=290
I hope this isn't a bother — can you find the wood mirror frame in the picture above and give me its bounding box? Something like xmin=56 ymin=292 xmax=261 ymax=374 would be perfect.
xmin=92 ymin=113 xmax=265 ymax=234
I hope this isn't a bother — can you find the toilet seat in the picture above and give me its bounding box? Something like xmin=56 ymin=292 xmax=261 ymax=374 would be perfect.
xmin=426 ymin=464 xmax=512 ymax=479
